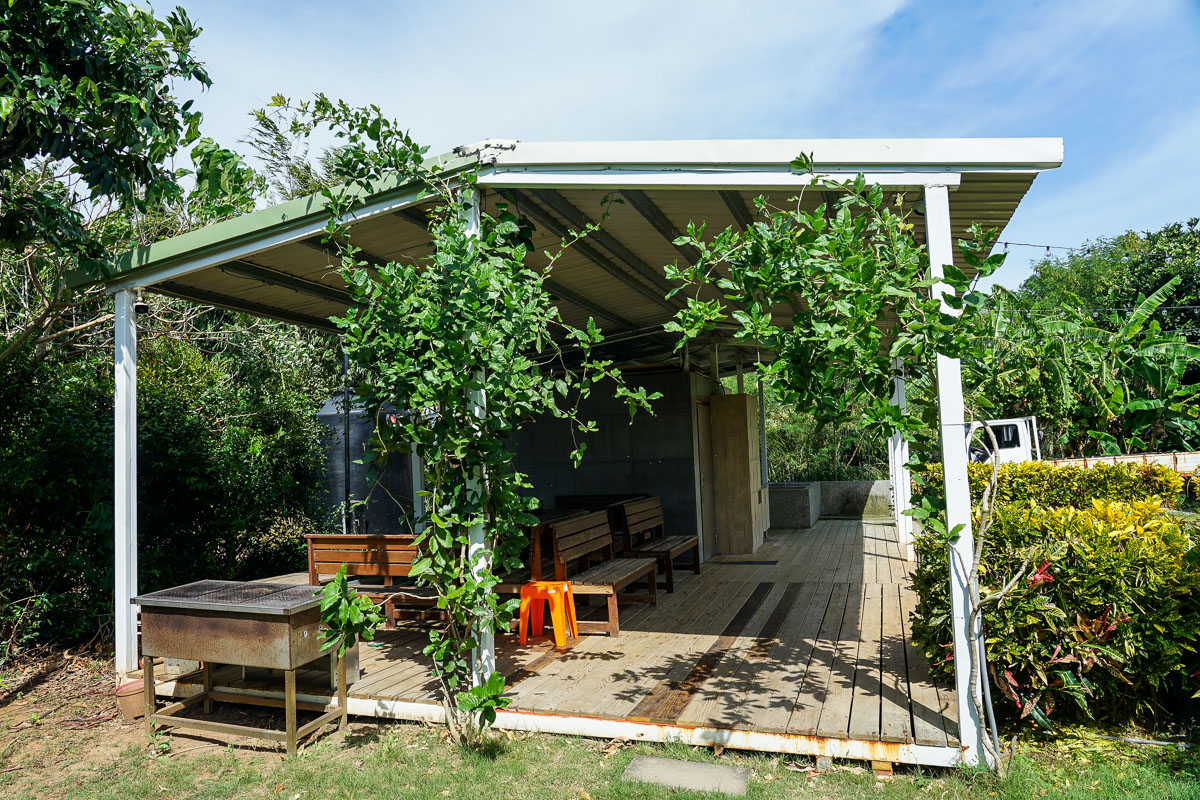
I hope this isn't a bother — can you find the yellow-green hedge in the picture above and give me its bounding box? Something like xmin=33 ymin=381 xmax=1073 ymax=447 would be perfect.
xmin=913 ymin=461 xmax=1183 ymax=511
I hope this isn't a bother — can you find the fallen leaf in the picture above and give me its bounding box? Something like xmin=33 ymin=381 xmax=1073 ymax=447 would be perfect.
xmin=274 ymin=783 xmax=286 ymax=793
xmin=784 ymin=761 xmax=806 ymax=773
xmin=579 ymin=791 xmax=592 ymax=800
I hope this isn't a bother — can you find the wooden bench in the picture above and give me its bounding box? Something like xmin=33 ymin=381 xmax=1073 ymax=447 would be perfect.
xmin=549 ymin=511 xmax=657 ymax=637
xmin=554 ymin=496 xmax=648 ymax=553
xmin=610 ymin=497 xmax=700 ymax=593
xmin=305 ymin=534 xmax=439 ymax=628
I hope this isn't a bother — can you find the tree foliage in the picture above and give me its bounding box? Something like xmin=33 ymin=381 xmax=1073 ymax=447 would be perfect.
xmin=268 ymin=96 xmax=658 ymax=740
xmin=665 ymin=158 xmax=1002 ymax=452
xmin=970 ymin=278 xmax=1200 ymax=456
xmin=0 ymin=0 xmax=208 ymax=268
xmin=0 ymin=321 xmax=336 ymax=658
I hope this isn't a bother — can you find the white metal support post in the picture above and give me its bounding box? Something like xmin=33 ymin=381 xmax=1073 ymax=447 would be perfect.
xmin=757 ymin=374 xmax=768 ymax=488
xmin=889 ymin=360 xmax=914 ymax=560
xmin=924 ymin=183 xmax=988 ymax=767
xmin=463 ymin=191 xmax=496 ymax=685
xmin=113 ymin=289 xmax=139 ymax=678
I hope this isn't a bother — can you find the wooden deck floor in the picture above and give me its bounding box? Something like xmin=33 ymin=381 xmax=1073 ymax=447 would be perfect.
xmin=180 ymin=519 xmax=958 ymax=757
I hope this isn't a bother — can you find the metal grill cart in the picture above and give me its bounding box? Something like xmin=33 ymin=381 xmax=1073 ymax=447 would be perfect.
xmin=134 ymin=580 xmax=347 ymax=755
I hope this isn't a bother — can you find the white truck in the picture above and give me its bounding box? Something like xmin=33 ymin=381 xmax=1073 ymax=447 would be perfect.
xmin=967 ymin=415 xmax=1200 ymax=477
xmin=967 ymin=417 xmax=1042 ymax=465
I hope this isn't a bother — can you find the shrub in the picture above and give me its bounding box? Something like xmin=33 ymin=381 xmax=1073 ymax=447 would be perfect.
xmin=910 ymin=499 xmax=1200 ymax=724
xmin=0 ymin=334 xmax=331 ymax=657
xmin=913 ymin=461 xmax=1183 ymax=511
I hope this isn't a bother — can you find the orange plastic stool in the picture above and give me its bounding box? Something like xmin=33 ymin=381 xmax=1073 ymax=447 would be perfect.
xmin=519 ymin=581 xmax=578 ymax=647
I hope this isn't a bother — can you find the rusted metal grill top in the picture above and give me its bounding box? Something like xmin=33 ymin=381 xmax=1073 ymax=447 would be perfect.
xmin=133 ymin=580 xmax=321 ymax=615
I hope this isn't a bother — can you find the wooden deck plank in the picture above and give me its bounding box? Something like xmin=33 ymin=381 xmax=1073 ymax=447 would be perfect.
xmin=675 ymin=581 xmax=794 ymax=726
xmin=626 ymin=581 xmax=771 ymax=723
xmin=846 ymin=583 xmax=884 ymax=740
xmin=880 ymin=585 xmax=915 ymax=742
xmin=785 ymin=582 xmax=851 ymax=736
xmin=505 ymin=577 xmax=736 ymax=712
xmin=811 ymin=579 xmax=865 ymax=739
xmin=898 ymin=584 xmax=952 ymax=747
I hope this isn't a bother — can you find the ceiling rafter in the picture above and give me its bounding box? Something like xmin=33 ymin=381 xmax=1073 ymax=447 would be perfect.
xmin=219 ymin=261 xmax=351 ymax=306
xmin=504 ymin=189 xmax=679 ymax=313
xmin=620 ymin=189 xmax=702 ymax=266
xmin=388 ymin=195 xmax=637 ymax=331
xmin=527 ymin=189 xmax=682 ymax=306
xmin=156 ymin=282 xmax=339 ymax=332
xmin=298 ymin=237 xmax=389 ymax=270
xmin=543 ymin=280 xmax=636 ymax=331
xmin=719 ymin=190 xmax=755 ymax=232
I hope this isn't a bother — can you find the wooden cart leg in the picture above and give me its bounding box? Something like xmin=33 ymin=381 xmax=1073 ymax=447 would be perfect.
xmin=143 ymin=657 xmax=155 ymax=736
xmin=337 ymin=655 xmax=348 ymax=732
xmin=202 ymin=661 xmax=213 ymax=714
xmin=285 ymin=669 xmax=297 ymax=757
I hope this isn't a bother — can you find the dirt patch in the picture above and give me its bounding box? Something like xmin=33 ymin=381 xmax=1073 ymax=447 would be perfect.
xmin=0 ymin=652 xmax=356 ymax=797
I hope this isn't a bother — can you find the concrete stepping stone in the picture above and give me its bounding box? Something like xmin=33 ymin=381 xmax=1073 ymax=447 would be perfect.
xmin=622 ymin=755 xmax=752 ymax=796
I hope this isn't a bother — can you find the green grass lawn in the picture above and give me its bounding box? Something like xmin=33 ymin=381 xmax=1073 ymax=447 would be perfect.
xmin=12 ymin=720 xmax=1199 ymax=800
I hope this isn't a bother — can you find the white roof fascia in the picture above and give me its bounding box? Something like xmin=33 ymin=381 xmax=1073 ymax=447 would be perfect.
xmin=492 ymin=138 xmax=1064 ymax=171
xmin=479 ymin=168 xmax=963 ymax=191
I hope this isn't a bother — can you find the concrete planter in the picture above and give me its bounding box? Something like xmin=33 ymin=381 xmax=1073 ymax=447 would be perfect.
xmin=819 ymin=480 xmax=892 ymax=518
xmin=767 ymin=482 xmax=821 ymax=528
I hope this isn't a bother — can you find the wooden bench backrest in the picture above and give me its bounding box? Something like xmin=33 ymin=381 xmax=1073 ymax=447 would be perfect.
xmin=306 ymin=534 xmax=421 ymax=584
xmin=550 ymin=511 xmax=614 ymax=579
xmin=555 ymin=493 xmax=648 ymax=510
xmin=612 ymin=496 xmax=664 ymax=539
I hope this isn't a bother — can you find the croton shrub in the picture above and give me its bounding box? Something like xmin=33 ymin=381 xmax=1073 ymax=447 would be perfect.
xmin=910 ymin=497 xmax=1200 ymax=725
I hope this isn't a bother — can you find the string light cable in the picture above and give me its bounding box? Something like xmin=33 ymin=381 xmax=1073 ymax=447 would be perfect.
xmin=996 ymin=239 xmax=1200 ymax=266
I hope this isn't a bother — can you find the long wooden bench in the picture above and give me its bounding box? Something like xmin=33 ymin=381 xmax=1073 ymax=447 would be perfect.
xmin=305 ymin=534 xmax=439 ymax=628
xmin=610 ymin=497 xmax=700 ymax=593
xmin=549 ymin=511 xmax=657 ymax=637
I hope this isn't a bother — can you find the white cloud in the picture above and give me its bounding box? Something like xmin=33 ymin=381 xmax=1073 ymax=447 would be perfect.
xmin=182 ymin=0 xmax=910 ymax=153
xmin=982 ymin=103 xmax=1200 ymax=289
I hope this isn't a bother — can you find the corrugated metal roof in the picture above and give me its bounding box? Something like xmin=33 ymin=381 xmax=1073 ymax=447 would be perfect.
xmin=79 ymin=138 xmax=1062 ymax=373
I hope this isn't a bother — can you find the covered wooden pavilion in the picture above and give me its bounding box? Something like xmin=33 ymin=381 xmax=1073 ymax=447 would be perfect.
xmin=80 ymin=137 xmax=1064 ymax=767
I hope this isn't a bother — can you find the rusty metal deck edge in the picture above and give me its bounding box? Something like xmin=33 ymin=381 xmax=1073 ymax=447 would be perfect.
xmin=159 ymin=680 xmax=962 ymax=767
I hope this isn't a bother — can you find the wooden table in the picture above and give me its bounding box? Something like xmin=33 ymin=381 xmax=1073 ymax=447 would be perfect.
xmin=134 ymin=580 xmax=347 ymax=755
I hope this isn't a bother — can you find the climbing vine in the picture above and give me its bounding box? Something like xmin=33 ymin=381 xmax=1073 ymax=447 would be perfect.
xmin=273 ymin=96 xmax=658 ymax=742
xmin=663 ymin=156 xmax=1011 ymax=769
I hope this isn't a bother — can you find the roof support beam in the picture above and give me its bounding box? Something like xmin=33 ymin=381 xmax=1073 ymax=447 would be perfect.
xmin=394 ymin=207 xmax=430 ymax=229
xmin=719 ymin=190 xmax=755 ymax=232
xmin=505 ymin=190 xmax=679 ymax=313
xmin=156 ymin=282 xmax=339 ymax=331
xmin=527 ymin=189 xmax=682 ymax=306
xmin=620 ymin=189 xmax=702 ymax=266
xmin=388 ymin=194 xmax=637 ymax=330
xmin=298 ymin=237 xmax=390 ymax=271
xmin=219 ymin=261 xmax=352 ymax=305
xmin=543 ymin=279 xmax=636 ymax=331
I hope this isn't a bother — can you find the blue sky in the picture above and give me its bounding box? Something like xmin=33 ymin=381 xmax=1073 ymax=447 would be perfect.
xmin=181 ymin=0 xmax=1200 ymax=289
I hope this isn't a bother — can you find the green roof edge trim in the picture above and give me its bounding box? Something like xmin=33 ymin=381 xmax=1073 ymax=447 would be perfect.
xmin=69 ymin=148 xmax=481 ymax=290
